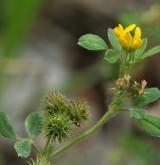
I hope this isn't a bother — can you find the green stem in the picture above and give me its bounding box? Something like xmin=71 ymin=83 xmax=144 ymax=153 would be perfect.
xmin=51 ymin=110 xmax=117 ymax=159
xmin=32 ymin=141 xmax=40 ymax=154
xmin=119 ymin=52 xmax=128 ymax=77
xmin=43 ymin=138 xmax=51 ymax=155
xmin=119 ymin=61 xmax=130 ymax=77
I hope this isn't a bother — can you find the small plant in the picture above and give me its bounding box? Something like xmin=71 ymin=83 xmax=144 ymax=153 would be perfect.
xmin=0 ymin=24 xmax=160 ymax=164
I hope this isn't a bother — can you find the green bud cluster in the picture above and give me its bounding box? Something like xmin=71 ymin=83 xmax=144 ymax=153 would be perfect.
xmin=41 ymin=92 xmax=89 ymax=143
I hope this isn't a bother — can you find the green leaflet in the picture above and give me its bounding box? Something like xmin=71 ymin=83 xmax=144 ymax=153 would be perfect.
xmin=140 ymin=117 xmax=160 ymax=137
xmin=104 ymin=49 xmax=119 ymax=63
xmin=25 ymin=112 xmax=42 ymax=138
xmin=130 ymin=108 xmax=160 ymax=137
xmin=135 ymin=38 xmax=147 ymax=60
xmin=134 ymin=88 xmax=160 ymax=107
xmin=130 ymin=108 xmax=146 ymax=119
xmin=142 ymin=45 xmax=160 ymax=59
xmin=78 ymin=34 xmax=108 ymax=51
xmin=14 ymin=139 xmax=32 ymax=158
xmin=0 ymin=112 xmax=16 ymax=139
xmin=108 ymin=28 xmax=121 ymax=52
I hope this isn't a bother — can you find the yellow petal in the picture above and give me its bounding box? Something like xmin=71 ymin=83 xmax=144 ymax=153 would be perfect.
xmin=118 ymin=24 xmax=124 ymax=30
xmin=113 ymin=23 xmax=143 ymax=51
xmin=120 ymin=24 xmax=136 ymax=37
xmin=119 ymin=33 xmax=132 ymax=49
xmin=135 ymin=27 xmax=141 ymax=38
xmin=119 ymin=37 xmax=127 ymax=45
xmin=131 ymin=38 xmax=143 ymax=49
xmin=114 ymin=28 xmax=123 ymax=37
xmin=114 ymin=24 xmax=125 ymax=37
xmin=125 ymin=32 xmax=132 ymax=42
xmin=124 ymin=24 xmax=136 ymax=33
xmin=119 ymin=36 xmax=130 ymax=49
xmin=114 ymin=28 xmax=121 ymax=37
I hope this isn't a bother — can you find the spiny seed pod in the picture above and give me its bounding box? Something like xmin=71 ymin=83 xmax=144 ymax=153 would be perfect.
xmin=42 ymin=114 xmax=71 ymax=143
xmin=68 ymin=100 xmax=89 ymax=127
xmin=42 ymin=91 xmax=89 ymax=143
xmin=42 ymin=92 xmax=69 ymax=116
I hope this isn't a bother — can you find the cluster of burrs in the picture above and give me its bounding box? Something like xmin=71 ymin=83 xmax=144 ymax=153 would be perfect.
xmin=41 ymin=92 xmax=89 ymax=143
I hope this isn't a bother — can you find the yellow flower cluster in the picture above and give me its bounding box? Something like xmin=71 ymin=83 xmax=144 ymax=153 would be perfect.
xmin=114 ymin=24 xmax=143 ymax=51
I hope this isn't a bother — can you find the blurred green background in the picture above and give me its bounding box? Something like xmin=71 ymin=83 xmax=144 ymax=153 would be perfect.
xmin=0 ymin=0 xmax=160 ymax=165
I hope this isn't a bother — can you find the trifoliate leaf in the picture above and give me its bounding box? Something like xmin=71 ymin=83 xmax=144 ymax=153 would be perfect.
xmin=0 ymin=112 xmax=16 ymax=139
xmin=25 ymin=112 xmax=42 ymax=138
xmin=142 ymin=45 xmax=160 ymax=59
xmin=78 ymin=34 xmax=108 ymax=51
xmin=130 ymin=108 xmax=160 ymax=137
xmin=108 ymin=28 xmax=121 ymax=51
xmin=104 ymin=49 xmax=119 ymax=63
xmin=134 ymin=88 xmax=160 ymax=107
xmin=14 ymin=139 xmax=31 ymax=158
xmin=135 ymin=38 xmax=147 ymax=60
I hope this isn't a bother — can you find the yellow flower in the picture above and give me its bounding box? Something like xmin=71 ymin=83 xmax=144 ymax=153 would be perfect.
xmin=114 ymin=24 xmax=143 ymax=51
